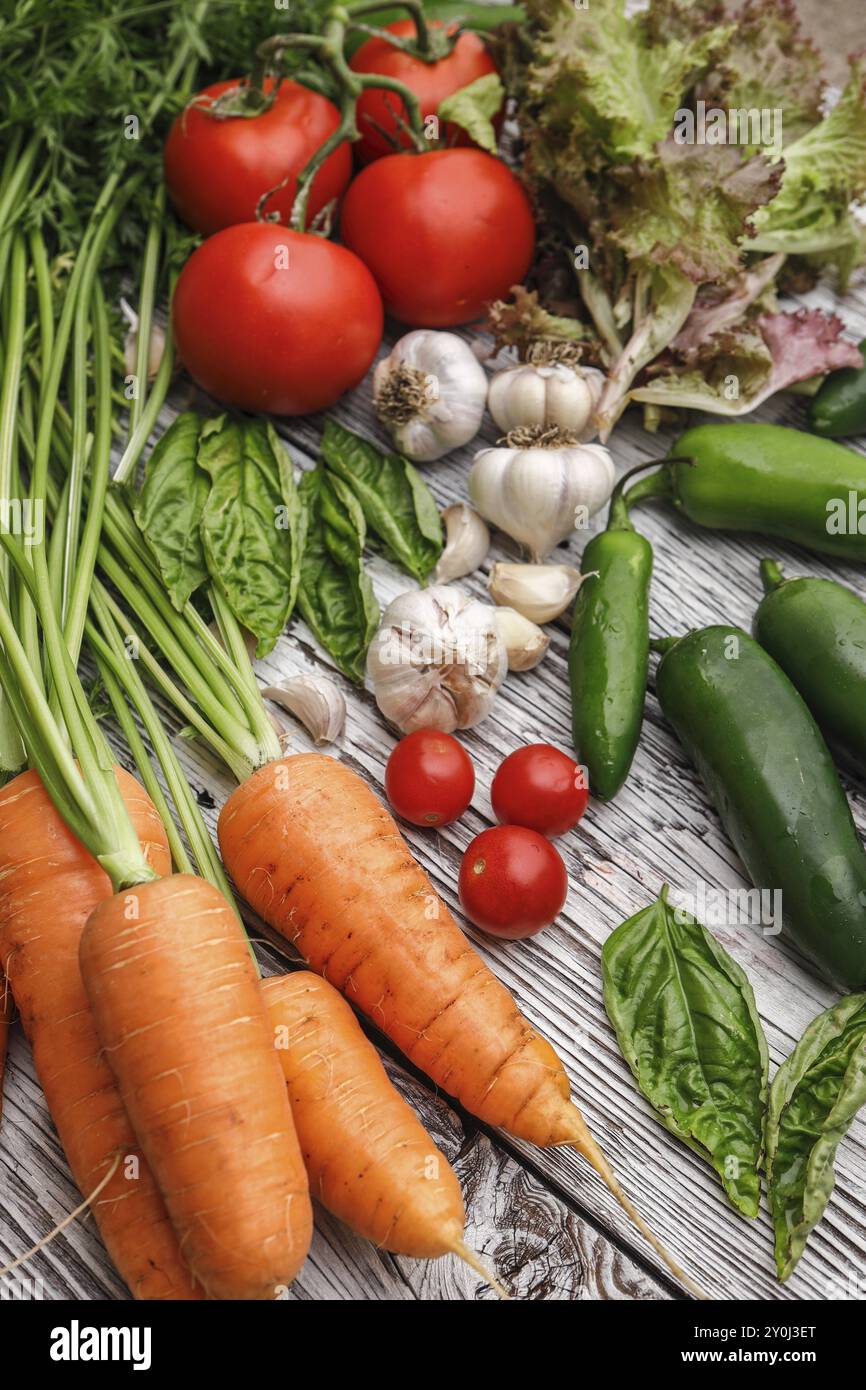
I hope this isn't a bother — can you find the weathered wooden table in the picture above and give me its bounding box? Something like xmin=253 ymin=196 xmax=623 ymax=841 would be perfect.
xmin=3 ymin=265 xmax=865 ymax=1302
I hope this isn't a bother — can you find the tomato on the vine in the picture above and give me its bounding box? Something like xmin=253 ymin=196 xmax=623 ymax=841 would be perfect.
xmin=349 ymin=19 xmax=500 ymax=164
xmin=459 ymin=825 xmax=568 ymax=940
xmin=385 ymin=730 xmax=474 ymax=828
xmin=172 ymin=223 xmax=383 ymax=415
xmin=340 ymin=149 xmax=535 ymax=327
xmin=491 ymin=745 xmax=589 ymax=838
xmin=164 ymin=78 xmax=352 ymax=235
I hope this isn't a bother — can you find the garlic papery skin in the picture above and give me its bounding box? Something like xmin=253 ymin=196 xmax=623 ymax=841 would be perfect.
xmin=373 ymin=330 xmax=488 ymax=463
xmin=434 ymin=503 xmax=490 ymax=582
xmin=468 ymin=429 xmax=615 ymax=562
xmin=261 ymin=675 xmax=346 ymax=746
xmin=366 ymin=585 xmax=507 ymax=734
xmin=121 ymin=297 xmax=167 ymax=383
xmin=488 ymin=362 xmax=606 ymax=439
xmin=488 ymin=563 xmax=584 ymax=625
xmin=494 ymin=606 xmax=550 ymax=671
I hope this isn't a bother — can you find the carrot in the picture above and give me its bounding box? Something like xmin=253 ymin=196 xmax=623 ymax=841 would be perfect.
xmin=221 ymin=754 xmax=707 ymax=1298
xmin=0 ymin=766 xmax=202 ymax=1299
xmin=0 ymin=970 xmax=12 ymax=1123
xmin=80 ymin=874 xmax=313 ymax=1300
xmin=263 ymin=971 xmax=498 ymax=1287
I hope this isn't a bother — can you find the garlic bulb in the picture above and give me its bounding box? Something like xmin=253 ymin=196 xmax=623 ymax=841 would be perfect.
xmin=434 ymin=503 xmax=490 ymax=582
xmin=469 ymin=427 xmax=615 ymax=562
xmin=373 ymin=330 xmax=488 ymax=463
xmin=366 ymin=585 xmax=507 ymax=734
xmin=494 ymin=606 xmax=550 ymax=671
xmin=261 ymin=675 xmax=346 ymax=746
xmin=488 ymin=362 xmax=606 ymax=439
xmin=488 ymin=563 xmax=584 ymax=624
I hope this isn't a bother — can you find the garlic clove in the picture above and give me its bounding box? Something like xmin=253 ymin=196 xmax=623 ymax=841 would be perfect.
xmin=261 ymin=674 xmax=346 ymax=746
xmin=488 ymin=361 xmax=608 ymax=439
xmin=121 ymin=297 xmax=168 ymax=384
xmin=488 ymin=562 xmax=584 ymax=624
xmin=434 ymin=503 xmax=491 ymax=582
xmin=493 ymin=606 xmax=550 ymax=671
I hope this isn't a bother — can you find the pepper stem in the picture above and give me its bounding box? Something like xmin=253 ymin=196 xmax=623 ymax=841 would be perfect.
xmin=623 ymin=456 xmax=694 ymax=511
xmin=606 ymin=458 xmax=672 ymax=532
xmin=650 ymin=636 xmax=680 ymax=656
xmin=760 ymin=559 xmax=785 ymax=593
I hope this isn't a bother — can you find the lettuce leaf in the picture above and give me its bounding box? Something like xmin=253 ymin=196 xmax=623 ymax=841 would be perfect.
xmin=438 ymin=73 xmax=504 ymax=155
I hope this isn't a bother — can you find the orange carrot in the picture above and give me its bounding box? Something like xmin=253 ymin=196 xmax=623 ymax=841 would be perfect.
xmin=0 ymin=970 xmax=12 ymax=1123
xmin=0 ymin=767 xmax=202 ymax=1299
xmin=221 ymin=754 xmax=706 ymax=1298
xmin=80 ymin=874 xmax=313 ymax=1300
xmin=264 ymin=971 xmax=494 ymax=1280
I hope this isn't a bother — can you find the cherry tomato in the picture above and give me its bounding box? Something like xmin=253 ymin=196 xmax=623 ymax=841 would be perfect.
xmin=172 ymin=223 xmax=383 ymax=415
xmin=385 ymin=730 xmax=474 ymax=827
xmin=339 ymin=148 xmax=535 ymax=327
xmin=459 ymin=825 xmax=568 ymax=939
xmin=491 ymin=744 xmax=589 ymax=838
xmin=349 ymin=20 xmax=500 ymax=164
xmin=164 ymin=78 xmax=352 ymax=235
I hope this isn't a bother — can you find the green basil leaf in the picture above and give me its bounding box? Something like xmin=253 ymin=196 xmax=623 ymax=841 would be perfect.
xmin=766 ymin=993 xmax=866 ymax=1282
xmin=197 ymin=416 xmax=302 ymax=658
xmin=297 ymin=468 xmax=379 ymax=684
xmin=320 ymin=419 xmax=442 ymax=583
xmin=438 ymin=73 xmax=504 ymax=155
xmin=602 ymin=887 xmax=769 ymax=1218
xmin=134 ymin=412 xmax=208 ymax=610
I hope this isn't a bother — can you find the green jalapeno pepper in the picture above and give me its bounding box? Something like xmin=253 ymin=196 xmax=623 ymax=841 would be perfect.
xmin=568 ymin=463 xmax=657 ymax=802
xmin=625 ymin=422 xmax=866 ymax=562
xmin=654 ymin=625 xmax=866 ymax=991
xmin=808 ymin=339 xmax=866 ymax=439
xmin=753 ymin=559 xmax=866 ymax=771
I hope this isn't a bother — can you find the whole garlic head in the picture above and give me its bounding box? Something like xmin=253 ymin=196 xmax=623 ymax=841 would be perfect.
xmin=488 ymin=361 xmax=606 ymax=440
xmin=469 ymin=428 xmax=615 ymax=562
xmin=366 ymin=585 xmax=507 ymax=734
xmin=373 ymin=330 xmax=488 ymax=463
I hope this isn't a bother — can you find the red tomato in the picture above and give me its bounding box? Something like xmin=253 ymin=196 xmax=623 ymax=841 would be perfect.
xmin=349 ymin=19 xmax=500 ymax=164
xmin=459 ymin=825 xmax=568 ymax=939
xmin=491 ymin=744 xmax=589 ymax=838
xmin=172 ymin=223 xmax=383 ymax=415
xmin=164 ymin=78 xmax=352 ymax=235
xmin=340 ymin=149 xmax=535 ymax=327
xmin=385 ymin=730 xmax=475 ymax=827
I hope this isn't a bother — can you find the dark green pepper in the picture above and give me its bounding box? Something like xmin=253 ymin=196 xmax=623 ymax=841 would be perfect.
xmin=808 ymin=339 xmax=866 ymax=439
xmin=568 ymin=465 xmax=654 ymax=801
xmin=626 ymin=422 xmax=866 ymax=562
xmin=654 ymin=625 xmax=866 ymax=991
xmin=754 ymin=559 xmax=866 ymax=771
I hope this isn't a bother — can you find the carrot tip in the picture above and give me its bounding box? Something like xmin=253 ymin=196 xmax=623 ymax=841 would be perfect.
xmin=568 ymin=1140 xmax=710 ymax=1302
xmin=450 ymin=1240 xmax=510 ymax=1301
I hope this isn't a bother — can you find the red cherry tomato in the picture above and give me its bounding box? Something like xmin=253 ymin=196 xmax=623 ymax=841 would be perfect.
xmin=491 ymin=744 xmax=589 ymax=838
xmin=172 ymin=223 xmax=383 ymax=415
xmin=349 ymin=20 xmax=500 ymax=164
xmin=385 ymin=730 xmax=474 ymax=828
xmin=459 ymin=825 xmax=568 ymax=939
xmin=339 ymin=149 xmax=535 ymax=327
xmin=164 ymin=78 xmax=352 ymax=235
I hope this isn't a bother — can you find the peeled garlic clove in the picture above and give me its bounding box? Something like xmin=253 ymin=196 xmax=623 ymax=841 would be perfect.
xmin=373 ymin=330 xmax=488 ymax=463
xmin=494 ymin=606 xmax=550 ymax=671
xmin=488 ymin=563 xmax=584 ymax=624
xmin=435 ymin=503 xmax=490 ymax=582
xmin=261 ymin=675 xmax=346 ymax=746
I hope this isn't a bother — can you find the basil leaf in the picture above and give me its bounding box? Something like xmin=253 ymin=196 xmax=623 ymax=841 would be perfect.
xmin=602 ymin=887 xmax=769 ymax=1218
xmin=438 ymin=73 xmax=504 ymax=155
xmin=134 ymin=412 xmax=208 ymax=610
xmin=766 ymin=993 xmax=866 ymax=1282
xmin=320 ymin=419 xmax=442 ymax=583
xmin=197 ymin=416 xmax=302 ymax=658
xmin=297 ymin=469 xmax=379 ymax=684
